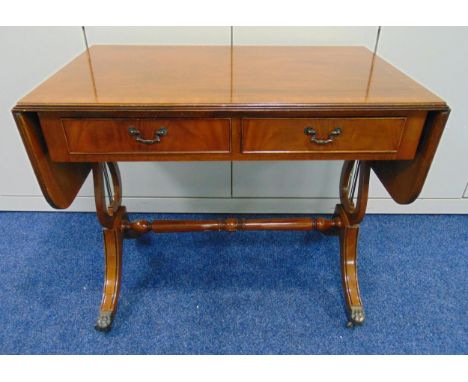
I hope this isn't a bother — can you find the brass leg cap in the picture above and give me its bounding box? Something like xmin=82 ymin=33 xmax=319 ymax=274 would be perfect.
xmin=95 ymin=311 xmax=113 ymax=332
xmin=346 ymin=306 xmax=365 ymax=328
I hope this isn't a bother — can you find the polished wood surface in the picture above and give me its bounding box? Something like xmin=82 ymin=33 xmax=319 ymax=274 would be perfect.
xmin=335 ymin=160 xmax=371 ymax=326
xmin=372 ymin=110 xmax=450 ymax=203
xmin=37 ymin=111 xmax=428 ymax=162
xmin=337 ymin=205 xmax=365 ymax=327
xmin=12 ymin=45 xmax=450 ymax=331
xmin=92 ymin=162 xmax=126 ymax=331
xmin=59 ymin=118 xmax=231 ymax=156
xmin=241 ymin=117 xmax=424 ymax=159
xmin=97 ymin=207 xmax=125 ymax=331
xmin=122 ymin=216 xmax=343 ymax=235
xmin=18 ymin=46 xmax=232 ymax=107
xmin=16 ymin=45 xmax=445 ymax=110
xmin=13 ymin=112 xmax=91 ymax=209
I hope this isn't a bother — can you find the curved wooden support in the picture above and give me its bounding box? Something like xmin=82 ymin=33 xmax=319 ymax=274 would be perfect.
xmin=336 ymin=205 xmax=365 ymax=327
xmin=339 ymin=160 xmax=370 ymax=226
xmin=95 ymin=206 xmax=126 ymax=332
xmin=336 ymin=160 xmax=370 ymax=327
xmin=106 ymin=162 xmax=122 ymax=214
xmin=93 ymin=162 xmax=125 ymax=331
xmin=93 ymin=163 xmax=122 ymax=229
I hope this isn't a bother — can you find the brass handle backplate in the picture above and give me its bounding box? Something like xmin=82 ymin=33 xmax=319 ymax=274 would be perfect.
xmin=128 ymin=126 xmax=168 ymax=144
xmin=304 ymin=127 xmax=342 ymax=145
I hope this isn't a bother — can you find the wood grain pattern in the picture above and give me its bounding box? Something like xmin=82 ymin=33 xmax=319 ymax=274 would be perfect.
xmin=62 ymin=118 xmax=231 ymax=155
xmin=242 ymin=117 xmax=410 ymax=156
xmin=92 ymin=162 xmax=125 ymax=331
xmin=13 ymin=112 xmax=91 ymax=209
xmin=38 ymin=112 xmax=428 ymax=162
xmin=334 ymin=160 xmax=371 ymax=327
xmin=96 ymin=206 xmax=125 ymax=332
xmin=122 ymin=216 xmax=343 ymax=235
xmin=16 ymin=46 xmax=446 ymax=110
xmin=337 ymin=205 xmax=365 ymax=327
xmin=371 ymin=110 xmax=450 ymax=204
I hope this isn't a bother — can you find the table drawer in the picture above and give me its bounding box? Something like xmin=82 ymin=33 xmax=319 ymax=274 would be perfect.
xmin=241 ymin=117 xmax=423 ymax=159
xmin=57 ymin=118 xmax=231 ymax=156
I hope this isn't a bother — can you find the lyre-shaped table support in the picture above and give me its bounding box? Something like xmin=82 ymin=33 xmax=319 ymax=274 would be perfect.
xmin=92 ymin=160 xmax=371 ymax=331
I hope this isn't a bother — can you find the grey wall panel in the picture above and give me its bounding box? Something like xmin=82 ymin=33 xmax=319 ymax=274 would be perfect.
xmin=120 ymin=162 xmax=230 ymax=197
xmin=233 ymin=26 xmax=378 ymax=48
xmin=84 ymin=26 xmax=231 ymax=45
xmin=233 ymin=161 xmax=341 ymax=198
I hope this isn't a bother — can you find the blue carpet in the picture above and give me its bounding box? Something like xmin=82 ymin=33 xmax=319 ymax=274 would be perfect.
xmin=0 ymin=212 xmax=466 ymax=354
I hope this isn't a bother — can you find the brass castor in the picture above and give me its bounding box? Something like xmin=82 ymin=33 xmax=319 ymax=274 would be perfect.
xmin=95 ymin=311 xmax=114 ymax=332
xmin=346 ymin=306 xmax=365 ymax=328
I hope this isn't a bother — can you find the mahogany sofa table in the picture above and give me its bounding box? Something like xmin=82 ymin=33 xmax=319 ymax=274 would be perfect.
xmin=13 ymin=45 xmax=449 ymax=331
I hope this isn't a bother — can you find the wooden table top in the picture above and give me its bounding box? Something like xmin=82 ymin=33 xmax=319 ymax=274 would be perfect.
xmin=17 ymin=45 xmax=446 ymax=111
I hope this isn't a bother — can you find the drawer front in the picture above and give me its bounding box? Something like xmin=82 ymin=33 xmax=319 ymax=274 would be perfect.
xmin=61 ymin=118 xmax=231 ymax=155
xmin=242 ymin=118 xmax=409 ymax=155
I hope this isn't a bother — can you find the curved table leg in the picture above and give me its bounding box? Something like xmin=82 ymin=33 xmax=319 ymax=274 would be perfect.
xmin=336 ymin=160 xmax=370 ymax=327
xmin=93 ymin=163 xmax=126 ymax=332
xmin=95 ymin=208 xmax=125 ymax=331
xmin=90 ymin=159 xmax=372 ymax=330
xmin=338 ymin=216 xmax=365 ymax=327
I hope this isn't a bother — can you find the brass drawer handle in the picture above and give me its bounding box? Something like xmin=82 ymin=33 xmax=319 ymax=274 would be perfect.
xmin=304 ymin=127 xmax=342 ymax=145
xmin=128 ymin=126 xmax=168 ymax=144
